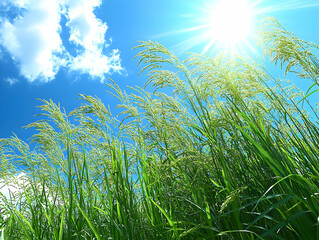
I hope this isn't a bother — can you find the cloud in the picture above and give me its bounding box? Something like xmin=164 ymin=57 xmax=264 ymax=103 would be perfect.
xmin=0 ymin=173 xmax=28 ymax=228
xmin=0 ymin=0 xmax=122 ymax=83
xmin=0 ymin=173 xmax=28 ymax=201
xmin=5 ymin=77 xmax=18 ymax=85
xmin=0 ymin=172 xmax=61 ymax=204
xmin=1 ymin=0 xmax=29 ymax=9
xmin=65 ymin=0 xmax=122 ymax=81
xmin=0 ymin=172 xmax=60 ymax=224
xmin=0 ymin=0 xmax=65 ymax=82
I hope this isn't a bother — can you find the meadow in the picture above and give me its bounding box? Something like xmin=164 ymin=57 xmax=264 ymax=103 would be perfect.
xmin=1 ymin=18 xmax=319 ymax=239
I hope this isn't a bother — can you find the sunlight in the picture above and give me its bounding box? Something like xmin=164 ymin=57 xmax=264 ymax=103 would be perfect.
xmin=207 ymin=0 xmax=252 ymax=48
xmin=154 ymin=0 xmax=319 ymax=54
xmin=166 ymin=0 xmax=259 ymax=54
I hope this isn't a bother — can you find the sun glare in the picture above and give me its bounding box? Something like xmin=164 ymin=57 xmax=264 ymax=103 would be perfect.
xmin=154 ymin=0 xmax=319 ymax=54
xmin=208 ymin=0 xmax=252 ymax=48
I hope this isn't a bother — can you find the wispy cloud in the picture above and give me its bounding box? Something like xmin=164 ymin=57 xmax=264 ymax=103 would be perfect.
xmin=0 ymin=0 xmax=122 ymax=83
xmin=5 ymin=77 xmax=18 ymax=85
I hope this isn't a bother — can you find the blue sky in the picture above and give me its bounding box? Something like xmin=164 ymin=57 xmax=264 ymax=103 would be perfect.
xmin=0 ymin=0 xmax=319 ymax=141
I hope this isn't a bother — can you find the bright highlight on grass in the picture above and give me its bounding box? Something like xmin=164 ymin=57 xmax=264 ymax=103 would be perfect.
xmin=207 ymin=0 xmax=252 ymax=48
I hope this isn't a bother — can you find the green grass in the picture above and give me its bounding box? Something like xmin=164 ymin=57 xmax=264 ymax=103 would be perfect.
xmin=1 ymin=17 xmax=319 ymax=239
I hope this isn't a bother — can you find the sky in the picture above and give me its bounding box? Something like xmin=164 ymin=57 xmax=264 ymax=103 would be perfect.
xmin=0 ymin=0 xmax=319 ymax=142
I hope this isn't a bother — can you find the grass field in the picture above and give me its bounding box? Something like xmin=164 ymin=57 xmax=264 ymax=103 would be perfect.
xmin=1 ymin=18 xmax=319 ymax=239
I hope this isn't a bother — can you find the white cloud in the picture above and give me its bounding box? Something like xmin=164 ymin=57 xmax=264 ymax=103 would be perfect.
xmin=70 ymin=49 xmax=122 ymax=82
xmin=65 ymin=0 xmax=122 ymax=81
xmin=0 ymin=0 xmax=65 ymax=82
xmin=0 ymin=172 xmax=62 ymax=202
xmin=0 ymin=0 xmax=122 ymax=83
xmin=66 ymin=0 xmax=105 ymax=48
xmin=0 ymin=173 xmax=60 ymax=225
xmin=0 ymin=173 xmax=28 ymax=202
xmin=5 ymin=77 xmax=18 ymax=85
xmin=1 ymin=0 xmax=29 ymax=9
xmin=0 ymin=173 xmax=29 ymax=233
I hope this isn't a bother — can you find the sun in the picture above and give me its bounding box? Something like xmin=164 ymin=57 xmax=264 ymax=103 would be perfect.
xmin=154 ymin=0 xmax=319 ymax=54
xmin=196 ymin=0 xmax=254 ymax=53
xmin=207 ymin=0 xmax=252 ymax=48
xmin=171 ymin=0 xmax=256 ymax=54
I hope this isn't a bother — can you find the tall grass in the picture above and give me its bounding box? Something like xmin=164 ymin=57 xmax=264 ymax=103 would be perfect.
xmin=1 ymin=18 xmax=319 ymax=239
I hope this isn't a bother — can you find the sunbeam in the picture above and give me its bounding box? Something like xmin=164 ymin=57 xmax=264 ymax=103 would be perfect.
xmin=154 ymin=0 xmax=319 ymax=54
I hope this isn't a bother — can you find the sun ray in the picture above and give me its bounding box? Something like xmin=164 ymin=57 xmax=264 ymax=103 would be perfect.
xmin=202 ymin=39 xmax=216 ymax=54
xmin=153 ymin=25 xmax=209 ymax=39
xmin=172 ymin=34 xmax=209 ymax=55
xmin=154 ymin=0 xmax=319 ymax=54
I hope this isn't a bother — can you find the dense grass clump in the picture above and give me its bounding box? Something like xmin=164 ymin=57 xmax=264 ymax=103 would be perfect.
xmin=1 ymin=18 xmax=319 ymax=239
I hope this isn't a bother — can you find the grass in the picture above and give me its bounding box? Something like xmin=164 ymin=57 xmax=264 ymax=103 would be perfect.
xmin=1 ymin=17 xmax=319 ymax=239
